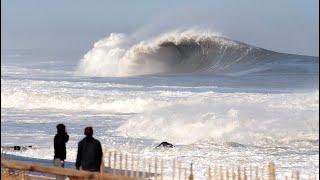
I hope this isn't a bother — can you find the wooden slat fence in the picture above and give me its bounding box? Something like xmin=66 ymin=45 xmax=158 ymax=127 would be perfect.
xmin=1 ymin=148 xmax=318 ymax=180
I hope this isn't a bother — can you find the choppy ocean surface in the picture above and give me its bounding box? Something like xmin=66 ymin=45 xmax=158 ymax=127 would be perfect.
xmin=1 ymin=30 xmax=319 ymax=179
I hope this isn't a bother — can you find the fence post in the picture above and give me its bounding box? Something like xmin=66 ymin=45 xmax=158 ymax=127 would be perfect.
xmin=124 ymin=154 xmax=128 ymax=177
xmin=226 ymin=167 xmax=229 ymax=180
xmin=244 ymin=167 xmax=247 ymax=180
xmin=184 ymin=168 xmax=187 ymax=180
xmin=160 ymin=159 xmax=164 ymax=180
xmin=131 ymin=154 xmax=135 ymax=178
xmin=249 ymin=165 xmax=252 ymax=180
xmin=215 ymin=166 xmax=218 ymax=180
xmin=232 ymin=168 xmax=236 ymax=180
xmin=155 ymin=157 xmax=158 ymax=180
xmin=148 ymin=160 xmax=151 ymax=179
xmin=238 ymin=166 xmax=241 ymax=180
xmin=108 ymin=151 xmax=112 ymax=174
xmin=142 ymin=158 xmax=146 ymax=179
xmin=113 ymin=151 xmax=117 ymax=175
xmin=268 ymin=162 xmax=275 ymax=180
xmin=137 ymin=155 xmax=140 ymax=178
xmin=296 ymin=171 xmax=300 ymax=180
xmin=261 ymin=165 xmax=264 ymax=180
xmin=100 ymin=156 xmax=104 ymax=176
xmin=119 ymin=153 xmax=123 ymax=175
xmin=173 ymin=159 xmax=176 ymax=180
xmin=255 ymin=166 xmax=259 ymax=180
xmin=178 ymin=161 xmax=182 ymax=180
xmin=220 ymin=166 xmax=223 ymax=180
xmin=189 ymin=163 xmax=194 ymax=180
xmin=208 ymin=167 xmax=212 ymax=180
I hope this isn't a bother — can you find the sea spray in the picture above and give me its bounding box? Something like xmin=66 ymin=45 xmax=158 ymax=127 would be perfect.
xmin=76 ymin=29 xmax=318 ymax=77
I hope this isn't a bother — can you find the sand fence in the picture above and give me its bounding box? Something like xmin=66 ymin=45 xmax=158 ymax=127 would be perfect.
xmin=1 ymin=148 xmax=318 ymax=180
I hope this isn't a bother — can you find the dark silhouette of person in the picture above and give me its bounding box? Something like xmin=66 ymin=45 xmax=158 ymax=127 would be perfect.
xmin=75 ymin=127 xmax=103 ymax=172
xmin=54 ymin=124 xmax=69 ymax=167
xmin=53 ymin=124 xmax=69 ymax=180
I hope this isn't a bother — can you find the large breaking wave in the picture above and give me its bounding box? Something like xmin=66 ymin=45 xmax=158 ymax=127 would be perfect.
xmin=76 ymin=30 xmax=318 ymax=77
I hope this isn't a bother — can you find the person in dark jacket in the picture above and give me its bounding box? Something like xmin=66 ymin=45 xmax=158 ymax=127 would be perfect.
xmin=75 ymin=127 xmax=103 ymax=172
xmin=54 ymin=124 xmax=69 ymax=167
xmin=53 ymin=124 xmax=69 ymax=180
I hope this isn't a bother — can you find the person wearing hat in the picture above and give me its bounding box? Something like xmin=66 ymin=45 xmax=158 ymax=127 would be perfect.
xmin=75 ymin=126 xmax=103 ymax=172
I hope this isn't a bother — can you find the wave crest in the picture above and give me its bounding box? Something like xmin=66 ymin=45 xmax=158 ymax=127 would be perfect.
xmin=76 ymin=29 xmax=318 ymax=77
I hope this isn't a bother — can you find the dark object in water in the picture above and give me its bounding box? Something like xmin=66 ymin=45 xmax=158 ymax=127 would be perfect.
xmin=225 ymin=142 xmax=246 ymax=148
xmin=156 ymin=142 xmax=174 ymax=148
xmin=1 ymin=145 xmax=32 ymax=151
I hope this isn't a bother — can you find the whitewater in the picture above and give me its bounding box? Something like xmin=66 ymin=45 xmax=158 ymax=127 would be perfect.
xmin=1 ymin=30 xmax=319 ymax=179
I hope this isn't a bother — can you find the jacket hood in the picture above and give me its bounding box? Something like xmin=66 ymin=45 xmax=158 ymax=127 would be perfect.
xmin=57 ymin=124 xmax=66 ymax=134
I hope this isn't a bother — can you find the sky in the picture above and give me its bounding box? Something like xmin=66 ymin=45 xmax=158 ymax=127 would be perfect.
xmin=1 ymin=0 xmax=319 ymax=56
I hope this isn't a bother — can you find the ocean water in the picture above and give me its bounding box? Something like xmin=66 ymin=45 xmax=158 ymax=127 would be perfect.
xmin=1 ymin=30 xmax=319 ymax=179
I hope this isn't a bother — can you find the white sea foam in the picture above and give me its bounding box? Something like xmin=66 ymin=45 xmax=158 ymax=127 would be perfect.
xmin=2 ymin=75 xmax=318 ymax=145
xmin=1 ymin=90 xmax=169 ymax=113
xmin=117 ymin=91 xmax=319 ymax=145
